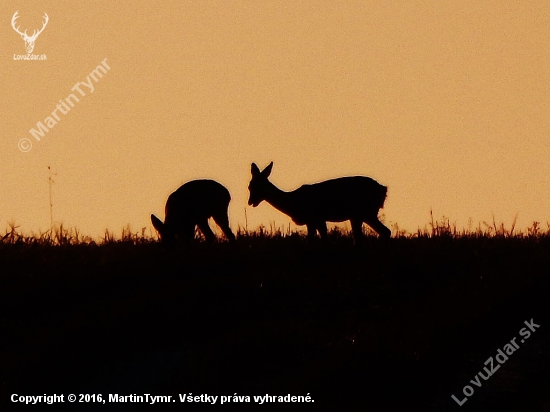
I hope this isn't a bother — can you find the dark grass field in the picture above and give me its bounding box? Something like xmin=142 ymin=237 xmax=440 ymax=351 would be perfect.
xmin=1 ymin=224 xmax=549 ymax=411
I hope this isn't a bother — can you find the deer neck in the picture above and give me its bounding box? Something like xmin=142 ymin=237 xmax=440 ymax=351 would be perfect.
xmin=263 ymin=181 xmax=298 ymax=218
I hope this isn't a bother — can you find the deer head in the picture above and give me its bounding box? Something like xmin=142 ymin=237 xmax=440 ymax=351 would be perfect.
xmin=12 ymin=11 xmax=49 ymax=54
xmin=248 ymin=162 xmax=274 ymax=207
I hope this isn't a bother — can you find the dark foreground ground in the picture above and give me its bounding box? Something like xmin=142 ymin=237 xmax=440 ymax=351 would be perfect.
xmin=1 ymin=230 xmax=549 ymax=411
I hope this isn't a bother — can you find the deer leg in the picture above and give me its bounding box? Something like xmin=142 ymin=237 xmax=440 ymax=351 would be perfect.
xmin=212 ymin=211 xmax=236 ymax=242
xmin=364 ymin=217 xmax=391 ymax=239
xmin=317 ymin=222 xmax=328 ymax=241
xmin=168 ymin=215 xmax=193 ymax=240
xmin=197 ymin=219 xmax=216 ymax=243
xmin=177 ymin=223 xmax=196 ymax=243
xmin=350 ymin=219 xmax=364 ymax=245
xmin=306 ymin=224 xmax=317 ymax=242
xmin=164 ymin=217 xmax=194 ymax=244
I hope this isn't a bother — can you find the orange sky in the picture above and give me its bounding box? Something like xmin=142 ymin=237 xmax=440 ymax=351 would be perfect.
xmin=1 ymin=1 xmax=549 ymax=238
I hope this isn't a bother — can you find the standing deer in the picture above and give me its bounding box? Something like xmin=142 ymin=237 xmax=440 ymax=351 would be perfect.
xmin=151 ymin=179 xmax=236 ymax=246
xmin=248 ymin=162 xmax=391 ymax=243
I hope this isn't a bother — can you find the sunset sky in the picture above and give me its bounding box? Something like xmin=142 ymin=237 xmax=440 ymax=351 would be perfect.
xmin=1 ymin=1 xmax=549 ymax=238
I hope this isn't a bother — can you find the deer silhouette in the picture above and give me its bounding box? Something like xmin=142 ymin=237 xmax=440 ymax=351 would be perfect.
xmin=151 ymin=179 xmax=236 ymax=246
xmin=248 ymin=162 xmax=391 ymax=243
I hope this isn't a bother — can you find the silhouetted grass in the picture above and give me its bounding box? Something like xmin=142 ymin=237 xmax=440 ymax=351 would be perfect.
xmin=1 ymin=219 xmax=549 ymax=410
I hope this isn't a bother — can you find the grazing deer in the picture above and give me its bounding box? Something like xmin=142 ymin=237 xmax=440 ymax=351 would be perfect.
xmin=151 ymin=179 xmax=236 ymax=246
xmin=248 ymin=162 xmax=391 ymax=243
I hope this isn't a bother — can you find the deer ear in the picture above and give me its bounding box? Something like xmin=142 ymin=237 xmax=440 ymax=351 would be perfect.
xmin=151 ymin=214 xmax=165 ymax=235
xmin=262 ymin=161 xmax=273 ymax=177
xmin=251 ymin=163 xmax=260 ymax=176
